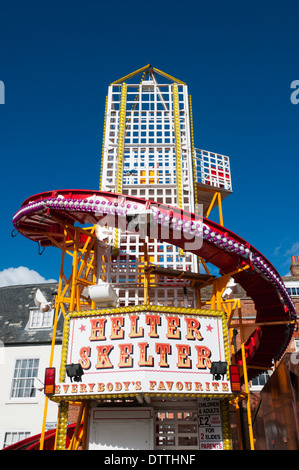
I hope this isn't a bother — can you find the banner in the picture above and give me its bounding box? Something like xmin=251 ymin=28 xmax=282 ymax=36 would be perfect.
xmin=198 ymin=398 xmax=224 ymax=450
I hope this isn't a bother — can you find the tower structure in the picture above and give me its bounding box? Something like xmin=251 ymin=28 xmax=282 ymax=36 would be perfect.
xmin=98 ymin=64 xmax=232 ymax=309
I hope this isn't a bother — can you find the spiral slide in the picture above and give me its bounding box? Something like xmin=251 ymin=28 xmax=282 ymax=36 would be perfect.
xmin=2 ymin=423 xmax=81 ymax=451
xmin=12 ymin=189 xmax=296 ymax=382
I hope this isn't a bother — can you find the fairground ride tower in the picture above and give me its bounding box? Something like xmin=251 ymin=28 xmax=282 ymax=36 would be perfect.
xmin=12 ymin=64 xmax=296 ymax=451
xmin=98 ymin=64 xmax=232 ymax=308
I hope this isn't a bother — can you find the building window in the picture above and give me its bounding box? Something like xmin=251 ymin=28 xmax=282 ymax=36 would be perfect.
xmin=286 ymin=287 xmax=299 ymax=297
xmin=2 ymin=431 xmax=31 ymax=449
xmin=250 ymin=370 xmax=271 ymax=391
xmin=155 ymin=410 xmax=198 ymax=449
xmin=29 ymin=307 xmax=54 ymax=329
xmin=10 ymin=358 xmax=39 ymax=399
xmin=285 ymin=282 xmax=299 ymax=297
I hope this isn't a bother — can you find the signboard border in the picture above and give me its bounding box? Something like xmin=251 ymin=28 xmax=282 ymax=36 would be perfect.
xmin=54 ymin=304 xmax=233 ymax=401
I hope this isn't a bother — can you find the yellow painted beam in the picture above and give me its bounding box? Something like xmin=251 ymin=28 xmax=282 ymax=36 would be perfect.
xmin=114 ymin=82 xmax=127 ymax=255
xmin=99 ymin=95 xmax=108 ymax=190
xmin=152 ymin=67 xmax=186 ymax=85
xmin=173 ymin=83 xmax=185 ymax=257
xmin=111 ymin=64 xmax=151 ymax=84
xmin=188 ymin=94 xmax=198 ymax=210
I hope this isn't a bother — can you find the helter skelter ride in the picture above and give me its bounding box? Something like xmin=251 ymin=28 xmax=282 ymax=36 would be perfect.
xmin=11 ymin=65 xmax=296 ymax=451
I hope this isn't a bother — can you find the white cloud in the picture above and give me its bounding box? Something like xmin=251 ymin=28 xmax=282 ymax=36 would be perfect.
xmin=0 ymin=267 xmax=57 ymax=287
xmin=273 ymin=240 xmax=299 ymax=267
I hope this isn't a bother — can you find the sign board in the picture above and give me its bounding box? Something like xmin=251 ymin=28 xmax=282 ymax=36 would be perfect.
xmin=55 ymin=306 xmax=232 ymax=398
xmin=198 ymin=397 xmax=223 ymax=450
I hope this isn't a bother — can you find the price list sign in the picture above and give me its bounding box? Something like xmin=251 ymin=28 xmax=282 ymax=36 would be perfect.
xmin=198 ymin=397 xmax=223 ymax=450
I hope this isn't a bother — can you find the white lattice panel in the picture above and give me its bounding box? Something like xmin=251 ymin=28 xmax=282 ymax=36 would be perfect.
xmin=195 ymin=149 xmax=232 ymax=191
xmin=99 ymin=68 xmax=231 ymax=307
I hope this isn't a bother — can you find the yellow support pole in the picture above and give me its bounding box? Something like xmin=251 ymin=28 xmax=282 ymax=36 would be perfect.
xmin=238 ymin=307 xmax=255 ymax=450
xmin=111 ymin=64 xmax=186 ymax=85
xmin=211 ymin=276 xmax=251 ymax=450
xmin=173 ymin=83 xmax=183 ymax=210
xmin=40 ymin=224 xmax=97 ymax=450
xmin=39 ymin=294 xmax=61 ymax=450
xmin=152 ymin=67 xmax=186 ymax=85
xmin=39 ymin=230 xmax=67 ymax=450
xmin=196 ymin=287 xmax=201 ymax=308
xmin=217 ymin=192 xmax=224 ymax=226
xmin=81 ymin=402 xmax=89 ymax=450
xmin=99 ymin=95 xmax=108 ymax=190
xmin=111 ymin=64 xmax=151 ymax=84
xmin=55 ymin=401 xmax=69 ymax=450
xmin=173 ymin=83 xmax=185 ymax=257
xmin=68 ymin=402 xmax=88 ymax=450
xmin=210 ymin=274 xmax=231 ymax=311
xmin=115 ymin=83 xmax=127 ymax=190
xmin=114 ymin=82 xmax=127 ymax=255
xmin=70 ymin=228 xmax=80 ymax=311
xmin=143 ymin=240 xmax=150 ymax=305
xmin=39 ymin=398 xmax=49 ymax=451
xmin=90 ymin=241 xmax=97 ymax=310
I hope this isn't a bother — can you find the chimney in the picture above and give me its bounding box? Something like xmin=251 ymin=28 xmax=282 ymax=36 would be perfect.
xmin=290 ymin=256 xmax=299 ymax=277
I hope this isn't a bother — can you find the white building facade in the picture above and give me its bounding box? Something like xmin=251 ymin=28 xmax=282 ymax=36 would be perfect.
xmin=0 ymin=284 xmax=62 ymax=449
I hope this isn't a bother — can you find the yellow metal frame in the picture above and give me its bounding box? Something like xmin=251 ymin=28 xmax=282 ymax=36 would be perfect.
xmin=55 ymin=401 xmax=69 ymax=450
xmin=173 ymin=83 xmax=183 ymax=211
xmin=37 ymin=150 xmax=251 ymax=453
xmin=152 ymin=67 xmax=186 ymax=85
xmin=111 ymin=64 xmax=151 ymax=84
xmin=99 ymin=96 xmax=108 ymax=190
xmin=113 ymin=82 xmax=127 ymax=255
xmin=48 ymin=302 xmax=234 ymax=449
xmin=30 ymin=64 xmax=255 ymax=451
xmin=199 ymin=266 xmax=256 ymax=450
xmin=173 ymin=82 xmax=185 ymax=257
xmin=188 ymin=94 xmax=198 ymax=212
xmin=115 ymin=83 xmax=127 ymax=195
xmin=39 ymin=221 xmax=256 ymax=450
xmin=221 ymin=292 xmax=255 ymax=449
xmin=68 ymin=402 xmax=89 ymax=450
xmin=111 ymin=64 xmax=186 ymax=85
xmin=221 ymin=400 xmax=233 ymax=450
xmin=201 ymin=187 xmax=224 ymax=226
xmin=195 ymin=183 xmax=225 ymax=276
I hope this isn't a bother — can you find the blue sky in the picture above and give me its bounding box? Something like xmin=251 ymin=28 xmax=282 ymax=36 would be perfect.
xmin=0 ymin=0 xmax=298 ymax=286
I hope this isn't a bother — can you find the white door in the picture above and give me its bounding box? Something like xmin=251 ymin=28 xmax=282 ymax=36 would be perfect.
xmin=89 ymin=408 xmax=153 ymax=450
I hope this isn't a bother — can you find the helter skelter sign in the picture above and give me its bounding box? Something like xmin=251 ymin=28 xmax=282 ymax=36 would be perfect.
xmin=55 ymin=305 xmax=232 ymax=398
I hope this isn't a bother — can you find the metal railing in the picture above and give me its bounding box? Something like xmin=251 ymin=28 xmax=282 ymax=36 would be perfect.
xmin=195 ymin=149 xmax=232 ymax=191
